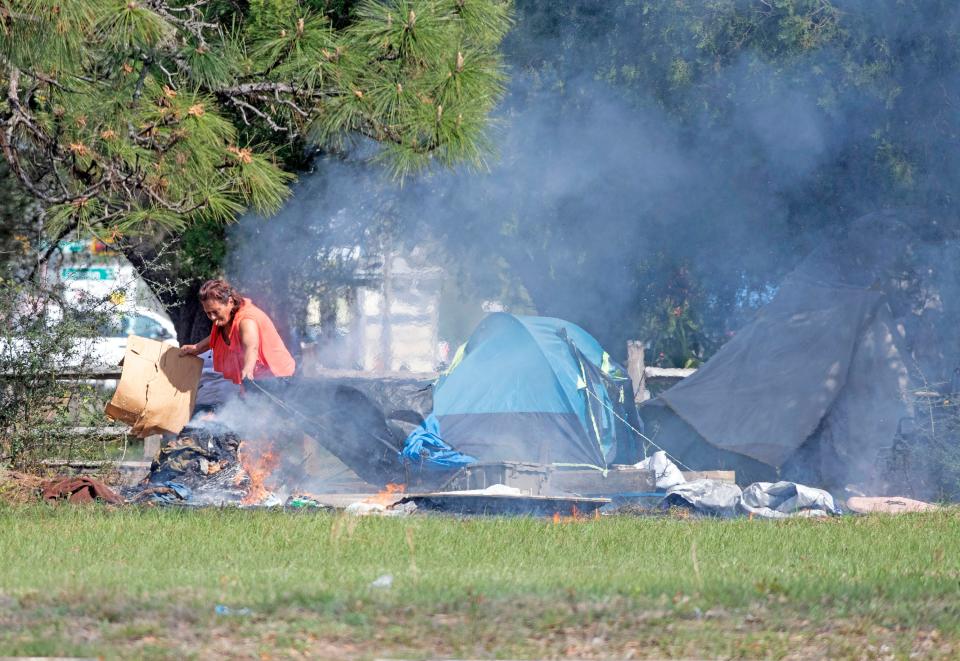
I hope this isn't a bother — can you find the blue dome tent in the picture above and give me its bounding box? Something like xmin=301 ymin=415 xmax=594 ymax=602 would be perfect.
xmin=402 ymin=313 xmax=642 ymax=471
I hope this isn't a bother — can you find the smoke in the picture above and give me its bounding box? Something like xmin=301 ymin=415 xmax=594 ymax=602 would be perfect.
xmin=225 ymin=154 xmax=395 ymax=356
xmin=227 ymin=9 xmax=838 ymax=350
xmin=220 ymin=1 xmax=960 ymax=494
xmin=185 ymin=392 xmax=349 ymax=499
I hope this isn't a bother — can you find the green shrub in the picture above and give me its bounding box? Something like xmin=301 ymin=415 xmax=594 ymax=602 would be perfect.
xmin=0 ymin=276 xmax=117 ymax=470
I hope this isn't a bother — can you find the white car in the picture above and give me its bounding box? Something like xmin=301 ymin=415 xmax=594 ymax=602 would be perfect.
xmin=84 ymin=308 xmax=180 ymax=367
xmin=0 ymin=307 xmax=179 ymax=370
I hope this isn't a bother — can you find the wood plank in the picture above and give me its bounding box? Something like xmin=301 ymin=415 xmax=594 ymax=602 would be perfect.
xmin=61 ymin=426 xmax=131 ymax=437
xmin=39 ymin=459 xmax=151 ymax=487
xmin=681 ymin=470 xmax=736 ymax=484
xmin=41 ymin=459 xmax=150 ymax=469
xmin=143 ymin=434 xmax=162 ymax=459
xmin=626 ymin=340 xmax=649 ymax=402
xmin=0 ymin=366 xmax=123 ymax=380
xmin=299 ymin=366 xmax=438 ymax=381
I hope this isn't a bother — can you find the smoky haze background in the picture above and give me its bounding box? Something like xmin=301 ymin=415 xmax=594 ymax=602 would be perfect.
xmin=229 ymin=0 xmax=960 ymax=381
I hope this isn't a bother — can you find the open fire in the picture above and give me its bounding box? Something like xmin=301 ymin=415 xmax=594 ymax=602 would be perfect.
xmin=237 ymin=441 xmax=279 ymax=505
xmin=552 ymin=505 xmax=600 ymax=524
xmin=365 ymin=482 xmax=406 ymax=506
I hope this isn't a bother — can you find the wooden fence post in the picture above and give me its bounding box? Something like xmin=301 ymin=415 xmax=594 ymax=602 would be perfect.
xmin=626 ymin=340 xmax=649 ymax=403
xmin=143 ymin=434 xmax=162 ymax=460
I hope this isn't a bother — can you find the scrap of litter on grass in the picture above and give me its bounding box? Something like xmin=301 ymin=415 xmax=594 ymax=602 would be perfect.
xmin=370 ymin=574 xmax=394 ymax=589
xmin=214 ymin=604 xmax=253 ymax=616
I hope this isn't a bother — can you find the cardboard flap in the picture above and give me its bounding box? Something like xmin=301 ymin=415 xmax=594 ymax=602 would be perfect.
xmin=105 ymin=336 xmax=202 ymax=437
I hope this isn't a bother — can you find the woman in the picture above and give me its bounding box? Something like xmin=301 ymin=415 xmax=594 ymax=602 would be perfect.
xmin=179 ymin=279 xmax=295 ymax=385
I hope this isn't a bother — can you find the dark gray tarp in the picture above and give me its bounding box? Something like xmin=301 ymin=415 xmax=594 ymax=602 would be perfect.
xmin=652 ymin=215 xmax=912 ymax=487
xmin=280 ymin=374 xmax=434 ymax=485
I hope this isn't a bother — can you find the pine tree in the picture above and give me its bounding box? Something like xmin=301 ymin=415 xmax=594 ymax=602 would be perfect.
xmin=0 ymin=0 xmax=512 ymax=243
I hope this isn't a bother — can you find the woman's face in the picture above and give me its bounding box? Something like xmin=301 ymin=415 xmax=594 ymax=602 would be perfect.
xmin=202 ymin=299 xmax=235 ymax=327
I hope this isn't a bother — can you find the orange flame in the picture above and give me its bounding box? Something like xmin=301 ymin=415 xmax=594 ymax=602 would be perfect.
xmin=551 ymin=505 xmax=595 ymax=524
xmin=364 ymin=483 xmax=406 ymax=507
xmin=238 ymin=441 xmax=279 ymax=505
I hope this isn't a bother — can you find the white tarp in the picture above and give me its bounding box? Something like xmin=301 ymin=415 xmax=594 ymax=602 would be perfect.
xmin=661 ymin=479 xmax=842 ymax=518
xmin=633 ymin=450 xmax=685 ymax=490
xmin=740 ymin=481 xmax=840 ymax=519
xmin=662 ymin=479 xmax=742 ymax=517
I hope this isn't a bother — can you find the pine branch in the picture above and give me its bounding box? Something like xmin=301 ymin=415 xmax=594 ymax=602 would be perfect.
xmin=0 ymin=0 xmax=513 ymax=235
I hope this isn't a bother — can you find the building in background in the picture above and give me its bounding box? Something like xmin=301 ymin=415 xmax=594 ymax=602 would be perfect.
xmin=301 ymin=247 xmax=444 ymax=374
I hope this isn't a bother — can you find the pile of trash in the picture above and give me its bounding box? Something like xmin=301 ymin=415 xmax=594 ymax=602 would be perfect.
xmin=119 ymin=422 xmax=249 ymax=505
xmin=15 ymin=433 xmax=945 ymax=517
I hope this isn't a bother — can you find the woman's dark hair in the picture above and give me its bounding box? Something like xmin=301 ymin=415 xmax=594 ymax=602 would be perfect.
xmin=198 ymin=279 xmax=243 ymax=308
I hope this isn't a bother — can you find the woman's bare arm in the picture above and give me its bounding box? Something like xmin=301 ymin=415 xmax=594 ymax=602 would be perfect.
xmin=239 ymin=318 xmax=260 ymax=380
xmin=179 ymin=335 xmax=210 ymax=356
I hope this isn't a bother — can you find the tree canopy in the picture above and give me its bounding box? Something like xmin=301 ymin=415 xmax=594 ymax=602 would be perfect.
xmin=0 ymin=0 xmax=512 ymax=244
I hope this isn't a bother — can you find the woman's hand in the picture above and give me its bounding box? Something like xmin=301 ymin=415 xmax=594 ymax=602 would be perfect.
xmin=179 ymin=344 xmax=200 ymax=356
xmin=241 ymin=364 xmax=256 ymax=382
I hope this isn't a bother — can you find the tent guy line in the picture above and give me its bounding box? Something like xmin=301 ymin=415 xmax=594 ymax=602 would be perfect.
xmin=582 ymin=386 xmax=693 ymax=472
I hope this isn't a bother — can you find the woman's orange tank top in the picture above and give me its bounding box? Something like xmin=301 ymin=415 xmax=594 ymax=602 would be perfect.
xmin=209 ymin=299 xmax=296 ymax=385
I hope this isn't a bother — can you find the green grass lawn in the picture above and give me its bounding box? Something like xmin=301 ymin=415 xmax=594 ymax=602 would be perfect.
xmin=1 ymin=505 xmax=958 ymax=659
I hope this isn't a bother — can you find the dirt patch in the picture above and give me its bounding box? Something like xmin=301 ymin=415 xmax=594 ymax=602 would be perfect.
xmin=0 ymin=471 xmax=45 ymax=505
xmin=2 ymin=595 xmax=957 ymax=660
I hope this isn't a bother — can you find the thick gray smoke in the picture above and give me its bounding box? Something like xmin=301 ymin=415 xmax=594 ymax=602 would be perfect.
xmin=223 ymin=1 xmax=960 ymax=496
xmin=228 ymin=1 xmax=960 ymax=355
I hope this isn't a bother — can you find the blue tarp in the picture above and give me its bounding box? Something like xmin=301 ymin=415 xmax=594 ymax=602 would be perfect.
xmin=138 ymin=481 xmax=192 ymax=503
xmin=399 ymin=414 xmax=477 ymax=470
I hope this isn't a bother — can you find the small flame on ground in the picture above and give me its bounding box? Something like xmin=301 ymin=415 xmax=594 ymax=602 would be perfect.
xmin=238 ymin=440 xmax=279 ymax=505
xmin=365 ymin=483 xmax=406 ymax=507
xmin=552 ymin=505 xmax=598 ymax=524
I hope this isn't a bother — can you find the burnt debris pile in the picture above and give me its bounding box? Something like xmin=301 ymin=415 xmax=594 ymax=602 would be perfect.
xmin=124 ymin=374 xmax=439 ymax=505
xmin=125 ymin=422 xmax=248 ymax=505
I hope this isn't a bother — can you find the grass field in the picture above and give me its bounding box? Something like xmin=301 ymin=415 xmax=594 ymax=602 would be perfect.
xmin=1 ymin=505 xmax=958 ymax=660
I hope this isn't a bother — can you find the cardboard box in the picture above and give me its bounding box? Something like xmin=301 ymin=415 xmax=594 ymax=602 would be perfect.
xmin=105 ymin=336 xmax=202 ymax=437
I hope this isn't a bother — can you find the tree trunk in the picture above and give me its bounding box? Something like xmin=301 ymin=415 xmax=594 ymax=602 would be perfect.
xmin=173 ymin=282 xmax=213 ymax=345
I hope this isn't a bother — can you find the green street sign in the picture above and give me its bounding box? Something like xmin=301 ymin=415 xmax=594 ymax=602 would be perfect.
xmin=60 ymin=267 xmax=117 ymax=281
